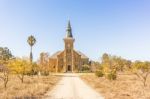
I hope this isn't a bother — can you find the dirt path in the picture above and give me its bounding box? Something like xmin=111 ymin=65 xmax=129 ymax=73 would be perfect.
xmin=45 ymin=73 xmax=103 ymax=99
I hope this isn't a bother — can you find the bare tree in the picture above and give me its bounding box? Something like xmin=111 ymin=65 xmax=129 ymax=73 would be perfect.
xmin=132 ymin=61 xmax=150 ymax=86
xmin=0 ymin=65 xmax=9 ymax=88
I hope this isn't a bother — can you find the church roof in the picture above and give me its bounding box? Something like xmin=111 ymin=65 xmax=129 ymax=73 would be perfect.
xmin=66 ymin=21 xmax=73 ymax=38
xmin=49 ymin=50 xmax=88 ymax=59
xmin=49 ymin=51 xmax=62 ymax=59
xmin=76 ymin=51 xmax=89 ymax=59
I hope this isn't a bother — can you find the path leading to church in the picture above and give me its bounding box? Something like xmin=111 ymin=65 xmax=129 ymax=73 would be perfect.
xmin=45 ymin=73 xmax=103 ymax=99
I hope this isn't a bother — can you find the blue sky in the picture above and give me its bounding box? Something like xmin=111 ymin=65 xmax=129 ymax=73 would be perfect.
xmin=0 ymin=0 xmax=150 ymax=61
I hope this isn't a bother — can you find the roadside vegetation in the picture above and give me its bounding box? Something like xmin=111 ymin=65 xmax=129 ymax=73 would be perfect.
xmin=0 ymin=36 xmax=61 ymax=99
xmin=81 ymin=53 xmax=150 ymax=99
xmin=0 ymin=75 xmax=60 ymax=98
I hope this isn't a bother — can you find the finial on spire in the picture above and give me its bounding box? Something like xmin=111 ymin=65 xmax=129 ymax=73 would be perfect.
xmin=66 ymin=20 xmax=73 ymax=38
xmin=68 ymin=20 xmax=71 ymax=29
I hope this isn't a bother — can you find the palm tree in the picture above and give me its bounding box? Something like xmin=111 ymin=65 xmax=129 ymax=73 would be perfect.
xmin=27 ymin=35 xmax=36 ymax=63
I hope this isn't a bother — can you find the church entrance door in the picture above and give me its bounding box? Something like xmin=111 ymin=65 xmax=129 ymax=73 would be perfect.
xmin=67 ymin=65 xmax=71 ymax=72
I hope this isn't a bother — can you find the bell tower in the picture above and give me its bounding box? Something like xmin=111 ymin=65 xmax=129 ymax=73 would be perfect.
xmin=63 ymin=21 xmax=75 ymax=72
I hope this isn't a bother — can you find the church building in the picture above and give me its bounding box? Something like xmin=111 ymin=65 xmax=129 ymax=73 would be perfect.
xmin=49 ymin=21 xmax=89 ymax=72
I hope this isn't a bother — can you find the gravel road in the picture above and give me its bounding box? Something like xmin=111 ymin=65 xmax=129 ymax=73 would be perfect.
xmin=45 ymin=73 xmax=103 ymax=99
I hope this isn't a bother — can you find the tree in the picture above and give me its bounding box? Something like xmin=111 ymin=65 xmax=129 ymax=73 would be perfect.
xmin=100 ymin=53 xmax=129 ymax=79
xmin=0 ymin=64 xmax=9 ymax=88
xmin=38 ymin=52 xmax=50 ymax=75
xmin=106 ymin=55 xmax=131 ymax=72
xmin=111 ymin=56 xmax=125 ymax=71
xmin=123 ymin=60 xmax=132 ymax=70
xmin=8 ymin=58 xmax=31 ymax=83
xmin=0 ymin=47 xmax=13 ymax=88
xmin=102 ymin=53 xmax=110 ymax=64
xmin=101 ymin=53 xmax=112 ymax=73
xmin=132 ymin=61 xmax=150 ymax=86
xmin=90 ymin=61 xmax=101 ymax=72
xmin=31 ymin=62 xmax=38 ymax=75
xmin=0 ymin=47 xmax=13 ymax=65
xmin=27 ymin=35 xmax=36 ymax=63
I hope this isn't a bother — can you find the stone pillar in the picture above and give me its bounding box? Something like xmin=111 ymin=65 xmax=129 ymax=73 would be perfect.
xmin=64 ymin=51 xmax=67 ymax=72
xmin=79 ymin=59 xmax=82 ymax=72
xmin=72 ymin=50 xmax=74 ymax=72
xmin=56 ymin=58 xmax=58 ymax=73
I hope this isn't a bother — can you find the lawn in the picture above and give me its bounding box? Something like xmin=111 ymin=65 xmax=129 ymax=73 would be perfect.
xmin=0 ymin=74 xmax=61 ymax=99
xmin=81 ymin=73 xmax=150 ymax=99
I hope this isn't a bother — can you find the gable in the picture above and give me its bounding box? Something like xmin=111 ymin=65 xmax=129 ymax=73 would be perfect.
xmin=76 ymin=51 xmax=89 ymax=59
xmin=49 ymin=51 xmax=63 ymax=59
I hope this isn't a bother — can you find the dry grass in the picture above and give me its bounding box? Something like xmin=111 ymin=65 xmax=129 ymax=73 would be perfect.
xmin=80 ymin=73 xmax=150 ymax=99
xmin=0 ymin=74 xmax=61 ymax=99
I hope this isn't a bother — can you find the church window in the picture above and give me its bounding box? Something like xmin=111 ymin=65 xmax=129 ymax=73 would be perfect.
xmin=67 ymin=49 xmax=71 ymax=53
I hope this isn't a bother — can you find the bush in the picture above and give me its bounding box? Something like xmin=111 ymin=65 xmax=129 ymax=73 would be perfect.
xmin=95 ymin=70 xmax=104 ymax=77
xmin=82 ymin=65 xmax=90 ymax=72
xmin=106 ymin=70 xmax=117 ymax=80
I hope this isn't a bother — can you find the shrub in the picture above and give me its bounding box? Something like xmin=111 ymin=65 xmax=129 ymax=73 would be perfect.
xmin=105 ymin=70 xmax=117 ymax=80
xmin=95 ymin=70 xmax=104 ymax=77
xmin=82 ymin=65 xmax=90 ymax=72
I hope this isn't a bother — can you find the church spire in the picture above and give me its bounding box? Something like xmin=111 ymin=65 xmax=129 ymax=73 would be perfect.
xmin=66 ymin=20 xmax=73 ymax=38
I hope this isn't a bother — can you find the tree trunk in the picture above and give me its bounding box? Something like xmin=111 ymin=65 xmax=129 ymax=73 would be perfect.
xmin=30 ymin=46 xmax=33 ymax=63
xmin=21 ymin=75 xmax=24 ymax=83
xmin=4 ymin=76 xmax=8 ymax=89
xmin=4 ymin=80 xmax=7 ymax=89
xmin=18 ymin=74 xmax=24 ymax=83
